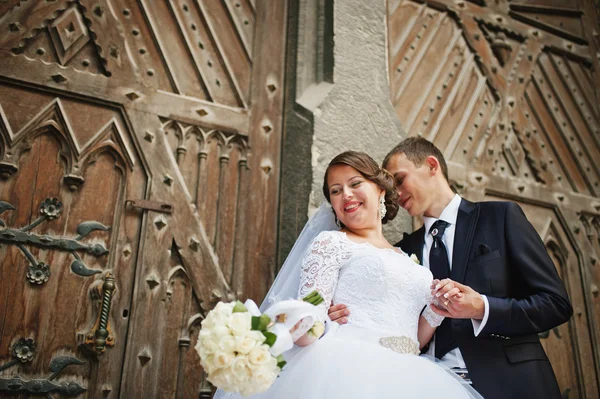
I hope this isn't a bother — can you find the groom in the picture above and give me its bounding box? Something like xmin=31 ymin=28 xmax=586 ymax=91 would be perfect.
xmin=329 ymin=137 xmax=573 ymax=399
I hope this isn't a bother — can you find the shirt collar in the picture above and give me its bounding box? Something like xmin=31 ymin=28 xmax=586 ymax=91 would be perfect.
xmin=423 ymin=194 xmax=462 ymax=236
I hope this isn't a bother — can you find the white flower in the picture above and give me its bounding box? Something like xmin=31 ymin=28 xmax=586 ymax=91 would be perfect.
xmin=208 ymin=367 xmax=235 ymax=390
xmin=202 ymin=302 xmax=234 ymax=328
xmin=219 ymin=335 xmax=237 ymax=353
xmin=235 ymin=335 xmax=258 ymax=354
xmin=244 ymin=329 xmax=266 ymax=344
xmin=213 ymin=350 xmax=235 ymax=369
xmin=228 ymin=312 xmax=252 ymax=336
xmin=247 ymin=345 xmax=272 ymax=365
xmin=198 ymin=333 xmax=219 ymax=354
xmin=251 ymin=366 xmax=279 ymax=395
xmin=215 ymin=301 xmax=235 ymax=314
xmin=211 ymin=325 xmax=231 ymax=337
xmin=199 ymin=354 xmax=220 ymax=375
xmin=410 ymin=253 xmax=420 ymax=265
xmin=230 ymin=356 xmax=251 ymax=376
xmin=195 ymin=300 xmax=283 ymax=397
xmin=233 ymin=366 xmax=252 ymax=391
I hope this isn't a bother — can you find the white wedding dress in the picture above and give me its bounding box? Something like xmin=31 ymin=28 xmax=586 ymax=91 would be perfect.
xmin=218 ymin=230 xmax=483 ymax=399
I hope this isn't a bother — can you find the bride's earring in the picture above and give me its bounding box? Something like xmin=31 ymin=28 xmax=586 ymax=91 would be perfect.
xmin=379 ymin=195 xmax=387 ymax=219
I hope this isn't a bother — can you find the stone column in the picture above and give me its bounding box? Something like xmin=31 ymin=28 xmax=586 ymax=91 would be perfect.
xmin=279 ymin=0 xmax=410 ymax=265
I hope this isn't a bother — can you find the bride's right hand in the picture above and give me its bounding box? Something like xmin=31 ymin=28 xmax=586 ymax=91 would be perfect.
xmin=290 ymin=318 xmax=325 ymax=347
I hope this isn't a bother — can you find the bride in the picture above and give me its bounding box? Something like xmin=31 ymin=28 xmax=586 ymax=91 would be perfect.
xmin=215 ymin=151 xmax=482 ymax=399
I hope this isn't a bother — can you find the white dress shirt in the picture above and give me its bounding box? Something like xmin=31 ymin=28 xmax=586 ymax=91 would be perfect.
xmin=422 ymin=194 xmax=490 ymax=369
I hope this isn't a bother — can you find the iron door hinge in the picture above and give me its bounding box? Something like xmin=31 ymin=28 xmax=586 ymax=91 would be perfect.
xmin=125 ymin=199 xmax=173 ymax=214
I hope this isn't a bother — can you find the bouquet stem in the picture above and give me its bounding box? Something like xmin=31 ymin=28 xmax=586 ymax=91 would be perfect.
xmin=302 ymin=290 xmax=324 ymax=306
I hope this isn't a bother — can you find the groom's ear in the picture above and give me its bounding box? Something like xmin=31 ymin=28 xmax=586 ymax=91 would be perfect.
xmin=424 ymin=156 xmax=440 ymax=175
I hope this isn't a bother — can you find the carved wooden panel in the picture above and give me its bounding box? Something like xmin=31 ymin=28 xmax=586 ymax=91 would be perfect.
xmin=388 ymin=0 xmax=600 ymax=397
xmin=0 ymin=0 xmax=287 ymax=397
xmin=162 ymin=117 xmax=249 ymax=287
xmin=0 ymin=82 xmax=147 ymax=398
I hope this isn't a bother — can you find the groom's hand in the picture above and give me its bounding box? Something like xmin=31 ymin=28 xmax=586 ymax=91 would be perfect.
xmin=328 ymin=303 xmax=349 ymax=324
xmin=431 ymin=279 xmax=485 ymax=320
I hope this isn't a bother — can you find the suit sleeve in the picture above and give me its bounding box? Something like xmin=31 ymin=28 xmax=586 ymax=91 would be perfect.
xmin=480 ymin=202 xmax=573 ymax=336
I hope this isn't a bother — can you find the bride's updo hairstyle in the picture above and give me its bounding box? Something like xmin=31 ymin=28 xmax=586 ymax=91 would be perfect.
xmin=323 ymin=151 xmax=400 ymax=224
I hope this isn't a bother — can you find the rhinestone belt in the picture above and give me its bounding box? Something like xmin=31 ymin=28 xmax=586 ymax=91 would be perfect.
xmin=378 ymin=336 xmax=420 ymax=355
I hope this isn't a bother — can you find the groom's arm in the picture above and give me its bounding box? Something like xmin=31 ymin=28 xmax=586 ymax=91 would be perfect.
xmin=434 ymin=202 xmax=573 ymax=337
xmin=480 ymin=202 xmax=572 ymax=336
xmin=432 ymin=202 xmax=573 ymax=337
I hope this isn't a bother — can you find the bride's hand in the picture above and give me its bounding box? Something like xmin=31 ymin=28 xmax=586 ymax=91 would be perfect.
xmin=328 ymin=303 xmax=350 ymax=324
xmin=290 ymin=318 xmax=324 ymax=347
xmin=431 ymin=279 xmax=484 ymax=319
xmin=430 ymin=279 xmax=463 ymax=311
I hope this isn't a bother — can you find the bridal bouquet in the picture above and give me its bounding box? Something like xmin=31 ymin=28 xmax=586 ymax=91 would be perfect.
xmin=195 ymin=291 xmax=325 ymax=397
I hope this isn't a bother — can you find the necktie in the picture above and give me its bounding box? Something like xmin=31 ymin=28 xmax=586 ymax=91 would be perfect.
xmin=429 ymin=220 xmax=450 ymax=281
xmin=428 ymin=220 xmax=457 ymax=359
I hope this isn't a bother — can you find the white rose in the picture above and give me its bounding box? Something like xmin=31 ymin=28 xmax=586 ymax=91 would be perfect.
xmin=214 ymin=301 xmax=235 ymax=315
xmin=195 ymin=345 xmax=209 ymax=360
xmin=244 ymin=330 xmax=266 ymax=344
xmin=203 ymin=303 xmax=232 ymax=328
xmin=251 ymin=366 xmax=278 ymax=394
xmin=201 ymin=315 xmax=217 ymax=329
xmin=230 ymin=355 xmax=250 ymax=376
xmin=200 ymin=354 xmax=216 ymax=374
xmin=198 ymin=334 xmax=220 ymax=355
xmin=211 ymin=325 xmax=231 ymax=338
xmin=213 ymin=350 xmax=235 ymax=369
xmin=219 ymin=335 xmax=237 ymax=353
xmin=410 ymin=254 xmax=420 ymax=265
xmin=234 ymin=366 xmax=252 ymax=388
xmin=228 ymin=312 xmax=252 ymax=336
xmin=247 ymin=345 xmax=272 ymax=365
xmin=208 ymin=367 xmax=235 ymax=390
xmin=235 ymin=335 xmax=258 ymax=354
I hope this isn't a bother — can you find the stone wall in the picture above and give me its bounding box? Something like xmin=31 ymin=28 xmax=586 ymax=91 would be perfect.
xmin=278 ymin=0 xmax=412 ymax=267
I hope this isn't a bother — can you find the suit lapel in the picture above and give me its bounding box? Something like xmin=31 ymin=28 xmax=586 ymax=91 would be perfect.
xmin=450 ymin=199 xmax=479 ymax=283
xmin=412 ymin=227 xmax=425 ymax=264
xmin=398 ymin=227 xmax=425 ymax=264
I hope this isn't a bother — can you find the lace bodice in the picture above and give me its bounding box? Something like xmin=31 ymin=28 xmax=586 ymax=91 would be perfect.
xmin=298 ymin=231 xmax=440 ymax=343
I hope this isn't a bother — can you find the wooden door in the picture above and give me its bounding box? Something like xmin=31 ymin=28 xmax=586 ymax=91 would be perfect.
xmin=387 ymin=0 xmax=600 ymax=397
xmin=0 ymin=1 xmax=287 ymax=398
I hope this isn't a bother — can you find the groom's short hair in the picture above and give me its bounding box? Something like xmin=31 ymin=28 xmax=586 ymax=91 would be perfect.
xmin=383 ymin=137 xmax=449 ymax=182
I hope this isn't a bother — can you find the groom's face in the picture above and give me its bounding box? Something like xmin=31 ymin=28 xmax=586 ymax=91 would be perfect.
xmin=385 ymin=153 xmax=433 ymax=217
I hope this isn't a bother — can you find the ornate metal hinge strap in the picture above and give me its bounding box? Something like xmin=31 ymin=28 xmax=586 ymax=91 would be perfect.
xmin=0 ymin=338 xmax=86 ymax=397
xmin=84 ymin=273 xmax=116 ymax=354
xmin=125 ymin=199 xmax=174 ymax=214
xmin=0 ymin=198 xmax=110 ymax=283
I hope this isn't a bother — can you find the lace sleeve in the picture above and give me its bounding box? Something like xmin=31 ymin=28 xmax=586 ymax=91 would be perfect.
xmin=422 ymin=283 xmax=445 ymax=327
xmin=422 ymin=302 xmax=444 ymax=327
xmin=297 ymin=231 xmax=344 ymax=314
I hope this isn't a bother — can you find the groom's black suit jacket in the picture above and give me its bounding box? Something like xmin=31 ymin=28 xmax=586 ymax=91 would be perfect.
xmin=398 ymin=199 xmax=572 ymax=399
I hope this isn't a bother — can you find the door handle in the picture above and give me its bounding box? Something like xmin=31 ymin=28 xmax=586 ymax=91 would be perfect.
xmin=84 ymin=273 xmax=116 ymax=354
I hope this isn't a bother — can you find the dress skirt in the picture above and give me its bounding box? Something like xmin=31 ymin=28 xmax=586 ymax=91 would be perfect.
xmin=243 ymin=323 xmax=483 ymax=399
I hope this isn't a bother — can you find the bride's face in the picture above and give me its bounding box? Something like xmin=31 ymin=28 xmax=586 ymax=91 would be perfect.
xmin=327 ymin=164 xmax=384 ymax=230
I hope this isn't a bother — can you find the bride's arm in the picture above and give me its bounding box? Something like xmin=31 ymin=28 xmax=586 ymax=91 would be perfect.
xmin=417 ymin=279 xmax=446 ymax=349
xmin=417 ymin=316 xmax=437 ymax=349
xmin=294 ymin=232 xmax=344 ymax=346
